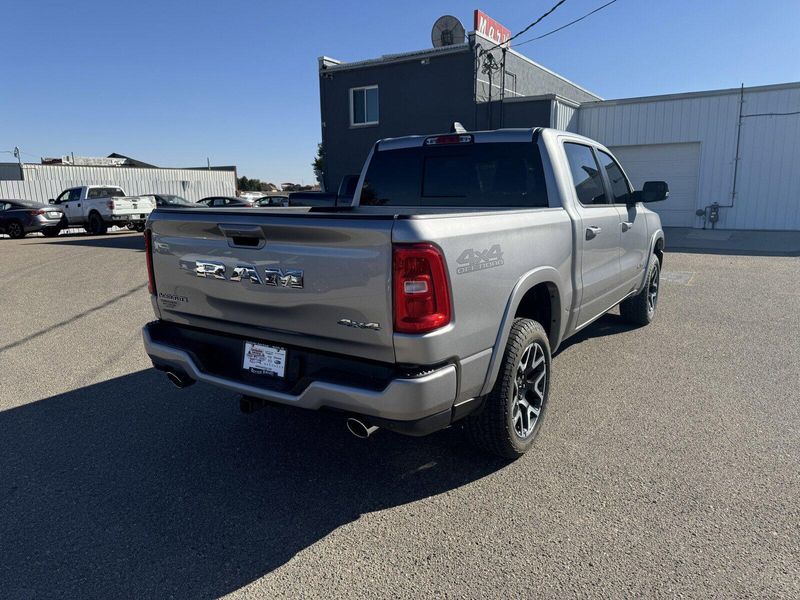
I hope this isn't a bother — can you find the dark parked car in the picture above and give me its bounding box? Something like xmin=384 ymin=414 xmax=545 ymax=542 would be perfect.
xmin=285 ymin=175 xmax=360 ymax=207
xmin=197 ymin=196 xmax=254 ymax=208
xmin=0 ymin=199 xmax=65 ymax=238
xmin=152 ymin=194 xmax=201 ymax=208
xmin=254 ymin=195 xmax=289 ymax=207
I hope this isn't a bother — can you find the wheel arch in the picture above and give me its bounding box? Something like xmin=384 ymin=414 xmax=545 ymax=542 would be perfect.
xmin=479 ymin=267 xmax=566 ymax=396
xmin=638 ymin=229 xmax=665 ymax=292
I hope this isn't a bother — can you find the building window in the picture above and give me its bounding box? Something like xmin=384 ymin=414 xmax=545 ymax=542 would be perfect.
xmin=350 ymin=85 xmax=379 ymax=126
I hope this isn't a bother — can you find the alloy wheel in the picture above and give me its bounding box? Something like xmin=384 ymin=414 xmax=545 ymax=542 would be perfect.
xmin=647 ymin=263 xmax=660 ymax=314
xmin=8 ymin=222 xmax=22 ymax=238
xmin=511 ymin=342 xmax=547 ymax=439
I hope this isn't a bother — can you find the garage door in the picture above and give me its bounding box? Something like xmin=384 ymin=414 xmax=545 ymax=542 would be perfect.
xmin=610 ymin=143 xmax=700 ymax=228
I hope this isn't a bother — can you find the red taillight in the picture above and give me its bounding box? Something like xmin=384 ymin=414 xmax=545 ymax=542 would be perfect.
xmin=29 ymin=209 xmax=45 ymax=215
xmin=107 ymin=200 xmax=115 ymax=210
xmin=393 ymin=243 xmax=451 ymax=334
xmin=144 ymin=229 xmax=156 ymax=295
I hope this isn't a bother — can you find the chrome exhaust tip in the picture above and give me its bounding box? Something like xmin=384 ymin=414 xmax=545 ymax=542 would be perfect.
xmin=346 ymin=418 xmax=379 ymax=439
xmin=166 ymin=370 xmax=192 ymax=389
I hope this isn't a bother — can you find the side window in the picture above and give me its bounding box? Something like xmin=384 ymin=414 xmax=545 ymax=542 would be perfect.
xmin=68 ymin=189 xmax=82 ymax=202
xmin=597 ymin=150 xmax=633 ymax=204
xmin=55 ymin=190 xmax=71 ymax=203
xmin=0 ymin=202 xmax=10 ymax=211
xmin=564 ymin=143 xmax=608 ymax=206
xmin=350 ymin=86 xmax=379 ymax=126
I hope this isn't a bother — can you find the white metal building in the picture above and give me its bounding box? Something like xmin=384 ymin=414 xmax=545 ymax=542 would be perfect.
xmin=0 ymin=161 xmax=237 ymax=205
xmin=577 ymin=82 xmax=800 ymax=230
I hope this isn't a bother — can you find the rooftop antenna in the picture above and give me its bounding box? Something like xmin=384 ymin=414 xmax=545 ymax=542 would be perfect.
xmin=431 ymin=15 xmax=466 ymax=48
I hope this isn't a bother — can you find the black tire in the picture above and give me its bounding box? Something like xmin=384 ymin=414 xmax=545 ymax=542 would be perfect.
xmin=463 ymin=318 xmax=551 ymax=459
xmin=620 ymin=254 xmax=660 ymax=326
xmin=7 ymin=220 xmax=26 ymax=239
xmin=133 ymin=223 xmax=145 ymax=232
xmin=87 ymin=212 xmax=108 ymax=235
xmin=41 ymin=227 xmax=61 ymax=238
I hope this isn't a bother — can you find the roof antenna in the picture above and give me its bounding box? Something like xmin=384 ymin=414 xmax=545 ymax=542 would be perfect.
xmin=450 ymin=121 xmax=467 ymax=134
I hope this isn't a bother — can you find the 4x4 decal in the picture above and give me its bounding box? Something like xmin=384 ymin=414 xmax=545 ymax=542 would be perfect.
xmin=456 ymin=244 xmax=504 ymax=274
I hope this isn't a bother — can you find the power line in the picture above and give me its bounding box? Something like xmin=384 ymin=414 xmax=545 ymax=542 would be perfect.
xmin=482 ymin=0 xmax=569 ymax=54
xmin=514 ymin=0 xmax=620 ymax=48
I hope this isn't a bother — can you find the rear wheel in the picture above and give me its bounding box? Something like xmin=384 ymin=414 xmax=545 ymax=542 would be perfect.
xmin=7 ymin=220 xmax=25 ymax=239
xmin=87 ymin=212 xmax=108 ymax=235
xmin=41 ymin=227 xmax=61 ymax=238
xmin=133 ymin=223 xmax=145 ymax=232
xmin=620 ymin=254 xmax=660 ymax=326
xmin=463 ymin=318 xmax=551 ymax=459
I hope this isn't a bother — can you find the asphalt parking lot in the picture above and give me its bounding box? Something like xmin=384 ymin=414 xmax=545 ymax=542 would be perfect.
xmin=1 ymin=231 xmax=798 ymax=599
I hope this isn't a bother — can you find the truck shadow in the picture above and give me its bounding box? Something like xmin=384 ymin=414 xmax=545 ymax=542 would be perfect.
xmin=0 ymin=369 xmax=506 ymax=599
xmin=555 ymin=312 xmax=639 ymax=356
xmin=30 ymin=231 xmax=144 ymax=251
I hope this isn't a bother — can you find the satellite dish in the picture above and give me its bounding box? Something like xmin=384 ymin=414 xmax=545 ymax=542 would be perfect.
xmin=431 ymin=15 xmax=466 ymax=48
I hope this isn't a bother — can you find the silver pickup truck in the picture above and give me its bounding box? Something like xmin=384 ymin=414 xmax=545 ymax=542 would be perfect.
xmin=142 ymin=128 xmax=666 ymax=458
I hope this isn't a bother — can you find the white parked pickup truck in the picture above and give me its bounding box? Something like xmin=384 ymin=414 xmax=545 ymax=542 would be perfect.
xmin=49 ymin=186 xmax=156 ymax=234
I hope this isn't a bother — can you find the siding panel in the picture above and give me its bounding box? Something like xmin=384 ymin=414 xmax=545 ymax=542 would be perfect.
xmin=578 ymin=84 xmax=800 ymax=230
xmin=1 ymin=165 xmax=236 ymax=205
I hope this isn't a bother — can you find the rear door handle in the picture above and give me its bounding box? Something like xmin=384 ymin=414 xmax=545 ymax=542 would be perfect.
xmin=621 ymin=221 xmax=633 ymax=232
xmin=585 ymin=226 xmax=602 ymax=240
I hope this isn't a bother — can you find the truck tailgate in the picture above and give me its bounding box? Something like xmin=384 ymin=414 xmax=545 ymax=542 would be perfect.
xmin=113 ymin=196 xmax=155 ymax=215
xmin=149 ymin=210 xmax=396 ymax=363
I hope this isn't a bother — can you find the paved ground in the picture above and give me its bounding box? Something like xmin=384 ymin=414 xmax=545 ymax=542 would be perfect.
xmin=1 ymin=231 xmax=798 ymax=599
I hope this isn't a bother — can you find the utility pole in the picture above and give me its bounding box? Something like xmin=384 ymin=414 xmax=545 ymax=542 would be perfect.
xmin=13 ymin=147 xmax=23 ymax=180
xmin=481 ymin=53 xmax=500 ymax=129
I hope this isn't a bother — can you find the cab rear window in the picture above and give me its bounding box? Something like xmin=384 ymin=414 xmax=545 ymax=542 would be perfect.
xmin=360 ymin=142 xmax=548 ymax=207
xmin=87 ymin=187 xmax=125 ymax=199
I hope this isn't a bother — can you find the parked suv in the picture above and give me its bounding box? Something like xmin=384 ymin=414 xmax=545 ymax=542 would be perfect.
xmin=142 ymin=128 xmax=667 ymax=458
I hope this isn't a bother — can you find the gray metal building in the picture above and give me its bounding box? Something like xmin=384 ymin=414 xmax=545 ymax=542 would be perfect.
xmin=577 ymin=82 xmax=800 ymax=230
xmin=0 ymin=160 xmax=237 ymax=205
xmin=318 ymin=31 xmax=599 ymax=191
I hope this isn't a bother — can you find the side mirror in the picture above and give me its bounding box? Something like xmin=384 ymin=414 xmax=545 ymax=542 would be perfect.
xmin=48 ymin=198 xmax=55 ymax=204
xmin=641 ymin=181 xmax=669 ymax=203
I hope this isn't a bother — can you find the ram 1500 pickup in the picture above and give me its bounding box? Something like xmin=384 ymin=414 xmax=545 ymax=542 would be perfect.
xmin=50 ymin=186 xmax=155 ymax=234
xmin=142 ymin=128 xmax=667 ymax=458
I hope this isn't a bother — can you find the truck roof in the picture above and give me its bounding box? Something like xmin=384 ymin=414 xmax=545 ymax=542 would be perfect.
xmin=375 ymin=127 xmax=596 ymax=151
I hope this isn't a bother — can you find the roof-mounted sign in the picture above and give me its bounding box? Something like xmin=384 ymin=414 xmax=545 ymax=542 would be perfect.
xmin=474 ymin=9 xmax=511 ymax=47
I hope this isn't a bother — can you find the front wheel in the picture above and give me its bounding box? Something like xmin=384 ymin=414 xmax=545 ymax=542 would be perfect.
xmin=463 ymin=318 xmax=551 ymax=459
xmin=620 ymin=254 xmax=660 ymax=326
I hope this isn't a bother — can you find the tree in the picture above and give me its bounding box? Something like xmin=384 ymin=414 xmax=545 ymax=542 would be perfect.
xmin=312 ymin=143 xmax=325 ymax=190
xmin=238 ymin=176 xmax=275 ymax=192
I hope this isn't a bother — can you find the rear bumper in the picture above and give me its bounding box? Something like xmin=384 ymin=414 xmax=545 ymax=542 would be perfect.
xmin=110 ymin=213 xmax=148 ymax=223
xmin=142 ymin=321 xmax=459 ymax=435
xmin=25 ymin=216 xmax=63 ymax=232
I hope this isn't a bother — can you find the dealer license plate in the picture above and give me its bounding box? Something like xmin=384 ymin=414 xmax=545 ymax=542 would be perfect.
xmin=243 ymin=341 xmax=286 ymax=377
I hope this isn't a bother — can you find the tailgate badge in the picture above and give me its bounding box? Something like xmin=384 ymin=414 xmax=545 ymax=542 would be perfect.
xmin=194 ymin=261 xmax=303 ymax=289
xmin=338 ymin=319 xmax=381 ymax=331
xmin=264 ymin=268 xmax=304 ymax=289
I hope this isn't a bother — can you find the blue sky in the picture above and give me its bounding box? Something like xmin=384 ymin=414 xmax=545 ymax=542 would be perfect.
xmin=2 ymin=0 xmax=798 ymax=183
